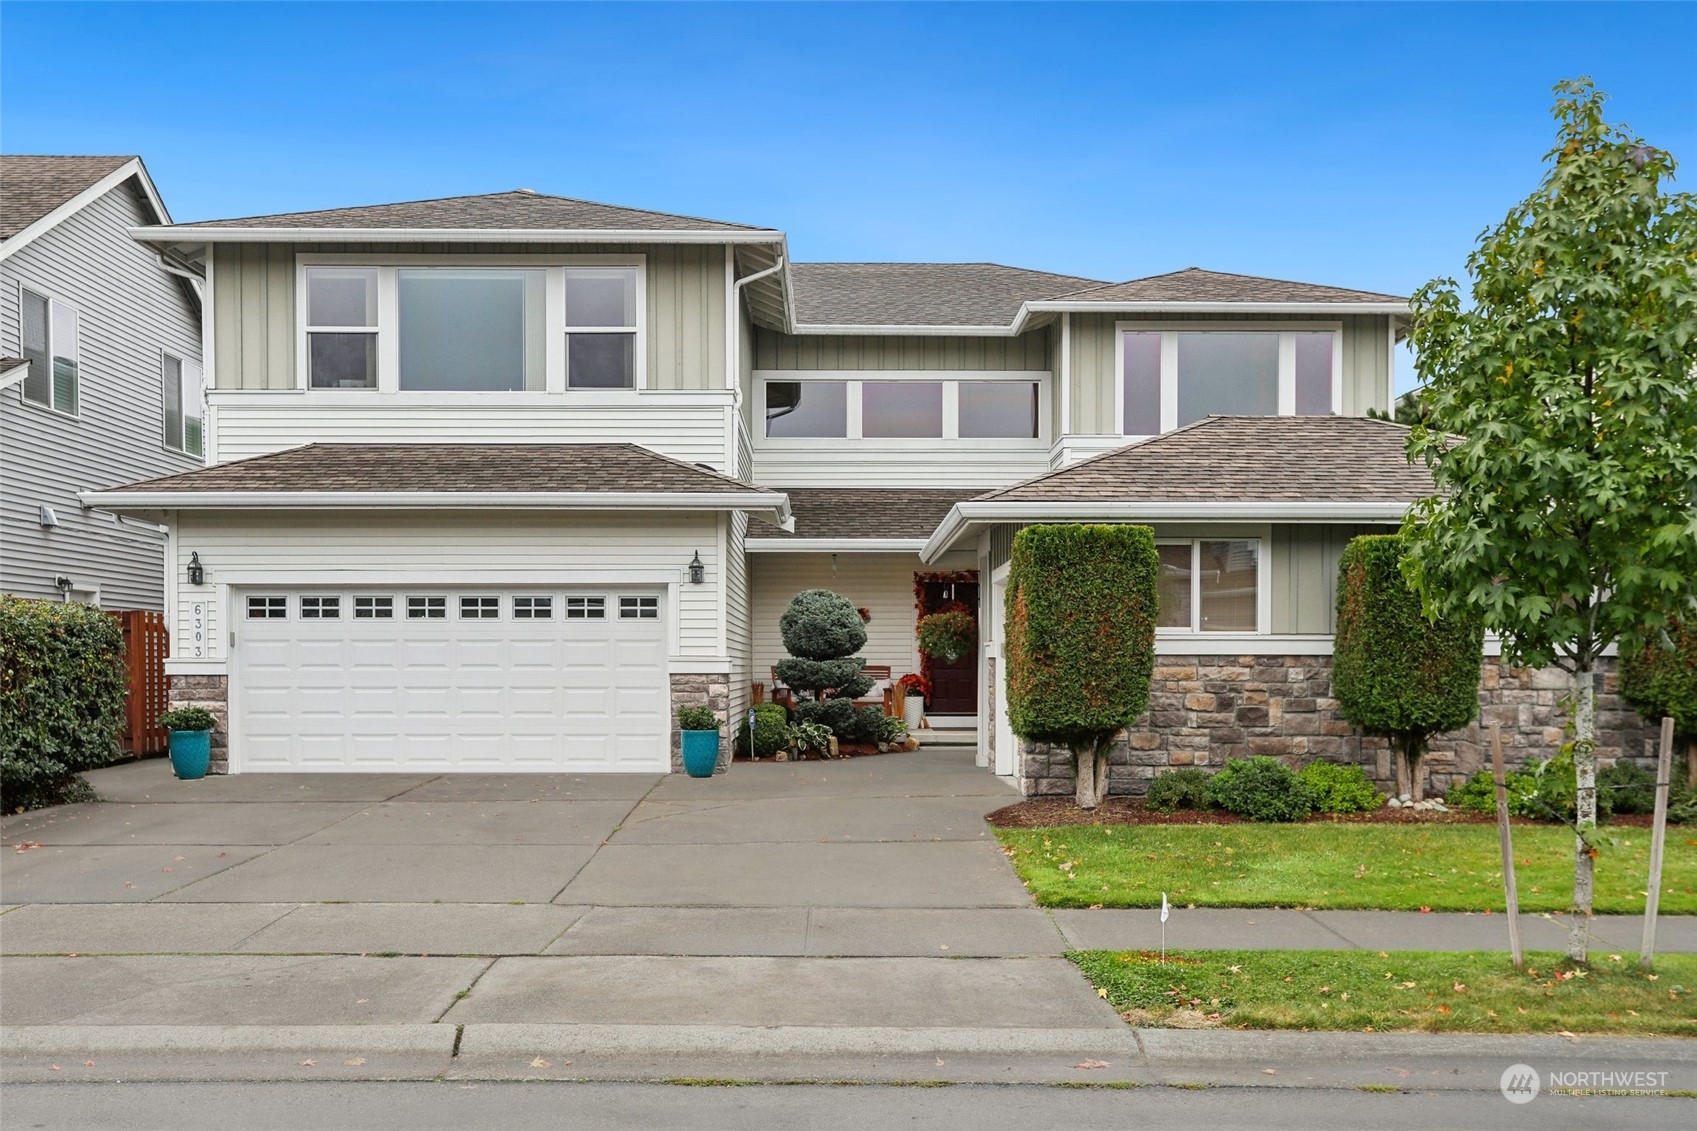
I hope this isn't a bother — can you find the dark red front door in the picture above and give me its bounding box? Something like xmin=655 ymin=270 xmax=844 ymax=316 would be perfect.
xmin=918 ymin=577 xmax=978 ymax=716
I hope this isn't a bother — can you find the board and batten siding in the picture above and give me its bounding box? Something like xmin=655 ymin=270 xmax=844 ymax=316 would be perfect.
xmin=210 ymin=242 xmax=727 ymax=392
xmin=207 ymin=391 xmax=735 ymax=468
xmin=749 ymin=551 xmax=975 ymax=685
xmin=751 ymin=328 xmax=1051 ymax=372
xmin=1269 ymin=523 xmax=1392 ymax=635
xmin=1064 ymin=313 xmax=1394 ymax=434
xmin=171 ymin=510 xmax=722 ymax=665
xmin=0 ymin=180 xmax=202 ymax=610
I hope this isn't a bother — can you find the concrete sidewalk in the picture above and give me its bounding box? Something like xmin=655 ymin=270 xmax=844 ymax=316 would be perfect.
xmin=3 ymin=749 xmax=1693 ymax=1085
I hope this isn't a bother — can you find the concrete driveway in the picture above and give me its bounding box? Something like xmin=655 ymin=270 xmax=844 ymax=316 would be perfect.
xmin=1 ymin=748 xmax=1121 ymax=1035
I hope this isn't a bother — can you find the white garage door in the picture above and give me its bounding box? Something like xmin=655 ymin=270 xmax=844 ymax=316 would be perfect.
xmin=233 ymin=588 xmax=668 ymax=772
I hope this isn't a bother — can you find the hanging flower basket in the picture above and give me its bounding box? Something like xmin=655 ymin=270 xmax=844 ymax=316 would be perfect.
xmin=917 ymin=610 xmax=976 ymax=664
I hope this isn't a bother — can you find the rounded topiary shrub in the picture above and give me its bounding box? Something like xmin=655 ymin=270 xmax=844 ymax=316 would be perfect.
xmin=1145 ymin=767 xmax=1212 ymax=812
xmin=1 ymin=596 xmax=127 ymax=811
xmin=1205 ymin=756 xmax=1316 ymax=822
xmin=780 ymin=589 xmax=868 ymax=661
xmin=1333 ymin=534 xmax=1483 ymax=801
xmin=1296 ymin=760 xmax=1382 ymax=814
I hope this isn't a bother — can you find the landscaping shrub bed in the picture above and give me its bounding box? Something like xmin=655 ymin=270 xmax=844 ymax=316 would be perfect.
xmin=1 ymin=595 xmax=127 ymax=811
xmin=985 ymin=796 xmax=1668 ymax=829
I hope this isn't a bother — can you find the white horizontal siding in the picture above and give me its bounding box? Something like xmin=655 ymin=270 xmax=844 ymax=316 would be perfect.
xmin=749 ymin=550 xmax=975 ymax=686
xmin=751 ymin=447 xmax=1051 ymax=488
xmin=0 ymin=179 xmax=201 ymax=610
xmin=207 ymin=392 xmax=735 ymax=468
xmin=172 ymin=510 xmax=721 ymax=663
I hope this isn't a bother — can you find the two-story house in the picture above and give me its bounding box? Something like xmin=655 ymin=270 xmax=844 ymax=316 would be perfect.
xmin=1 ymin=155 xmax=203 ymax=612
xmin=92 ymin=186 xmax=1627 ymax=791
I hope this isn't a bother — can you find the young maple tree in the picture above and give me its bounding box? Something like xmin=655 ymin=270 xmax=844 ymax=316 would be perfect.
xmin=1401 ymin=79 xmax=1697 ymax=962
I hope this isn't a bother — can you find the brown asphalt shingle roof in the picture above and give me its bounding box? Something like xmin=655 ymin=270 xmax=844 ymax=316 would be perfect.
xmin=791 ymin=262 xmax=1106 ymax=327
xmin=103 ymin=443 xmax=779 ymax=495
xmin=747 ymin=489 xmax=976 ymax=540
xmin=1 ymin=155 xmax=136 ymax=239
xmin=176 ymin=190 xmax=765 ymax=232
xmin=1051 ymin=267 xmax=1405 ymax=305
xmin=977 ymin=416 xmax=1433 ymax=503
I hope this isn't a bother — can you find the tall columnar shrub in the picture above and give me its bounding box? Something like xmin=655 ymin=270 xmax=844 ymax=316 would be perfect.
xmin=775 ymin=589 xmax=873 ymax=741
xmin=1005 ymin=524 xmax=1159 ymax=809
xmin=1620 ymin=615 xmax=1697 ymax=789
xmin=1 ymin=596 xmax=127 ymax=811
xmin=1333 ymin=534 xmax=1484 ymax=801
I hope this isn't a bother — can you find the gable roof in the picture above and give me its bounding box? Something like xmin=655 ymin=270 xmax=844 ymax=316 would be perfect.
xmin=1046 ymin=267 xmax=1405 ymax=306
xmin=170 ymin=189 xmax=766 ymax=234
xmin=922 ymin=416 xmax=1429 ymax=559
xmin=1 ymin=155 xmax=158 ymax=241
xmin=746 ymin=488 xmax=977 ymax=544
xmin=791 ymin=262 xmax=1107 ymax=329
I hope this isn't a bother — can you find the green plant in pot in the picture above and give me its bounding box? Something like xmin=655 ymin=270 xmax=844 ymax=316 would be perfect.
xmin=158 ymin=707 xmax=217 ymax=781
xmin=677 ymin=705 xmax=721 ymax=778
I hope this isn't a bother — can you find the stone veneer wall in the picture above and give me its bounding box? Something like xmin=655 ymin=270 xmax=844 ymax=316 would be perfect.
xmin=168 ymin=674 xmax=230 ymax=774
xmin=670 ymin=671 xmax=731 ymax=774
xmin=1019 ymin=655 xmax=1655 ymax=799
xmin=983 ymin=656 xmax=997 ymax=769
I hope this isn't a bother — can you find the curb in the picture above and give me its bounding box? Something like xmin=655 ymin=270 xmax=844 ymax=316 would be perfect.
xmin=1 ymin=1025 xmax=456 ymax=1057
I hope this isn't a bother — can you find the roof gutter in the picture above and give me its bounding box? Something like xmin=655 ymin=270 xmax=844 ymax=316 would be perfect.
xmin=80 ymin=488 xmax=794 ymax=530
xmin=788 ymin=299 xmax=1411 ymax=339
xmin=920 ymin=499 xmax=1411 ymax=562
xmin=745 ymin=537 xmax=928 ymax=554
xmin=130 ymin=226 xmax=788 ymax=247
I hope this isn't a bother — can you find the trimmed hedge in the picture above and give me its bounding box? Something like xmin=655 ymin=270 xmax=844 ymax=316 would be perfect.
xmin=1206 ymin=757 xmax=1316 ymax=822
xmin=1621 ymin=616 xmax=1697 ymax=736
xmin=1333 ymin=534 xmax=1483 ymax=797
xmin=1 ymin=596 xmax=127 ymax=811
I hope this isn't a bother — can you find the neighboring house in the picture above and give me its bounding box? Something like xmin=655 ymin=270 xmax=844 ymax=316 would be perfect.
xmin=1 ymin=155 xmax=204 ymax=612
xmin=84 ymin=186 xmax=1650 ymax=786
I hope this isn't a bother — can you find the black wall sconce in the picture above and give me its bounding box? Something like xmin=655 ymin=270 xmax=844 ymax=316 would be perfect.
xmin=688 ymin=551 xmax=705 ymax=585
xmin=187 ymin=552 xmax=205 ymax=586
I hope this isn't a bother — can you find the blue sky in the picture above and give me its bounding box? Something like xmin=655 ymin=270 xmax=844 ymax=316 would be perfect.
xmin=4 ymin=2 xmax=1693 ymax=390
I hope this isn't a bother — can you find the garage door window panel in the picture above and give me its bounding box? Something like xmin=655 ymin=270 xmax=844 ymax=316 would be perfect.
xmin=513 ymin=596 xmax=554 ymax=619
xmin=300 ymin=596 xmax=341 ymax=619
xmin=619 ymin=596 xmax=659 ymax=619
xmin=247 ymin=596 xmax=287 ymax=619
xmin=407 ymin=596 xmax=447 ymax=619
xmin=354 ymin=596 xmax=394 ymax=619
xmin=460 ymin=596 xmax=501 ymax=619
xmin=566 ymin=597 xmax=606 ymax=620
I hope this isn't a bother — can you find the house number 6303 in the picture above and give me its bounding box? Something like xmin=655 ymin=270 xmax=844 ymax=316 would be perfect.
xmin=191 ymin=601 xmax=206 ymax=658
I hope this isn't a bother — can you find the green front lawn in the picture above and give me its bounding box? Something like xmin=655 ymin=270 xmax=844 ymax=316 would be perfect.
xmin=996 ymin=823 xmax=1697 ymax=914
xmin=1070 ymin=949 xmax=1697 ymax=1036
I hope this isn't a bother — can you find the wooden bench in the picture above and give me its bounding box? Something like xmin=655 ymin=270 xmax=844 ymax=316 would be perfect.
xmin=766 ymin=664 xmax=894 ymax=713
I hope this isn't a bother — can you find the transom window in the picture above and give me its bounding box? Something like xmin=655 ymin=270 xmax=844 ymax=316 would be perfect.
xmin=407 ymin=596 xmax=447 ymax=619
xmin=1157 ymin=540 xmax=1260 ymax=633
xmin=301 ymin=260 xmax=643 ymax=392
xmin=513 ymin=595 xmax=554 ymax=619
xmin=460 ymin=596 xmax=500 ymax=619
xmin=161 ymin=353 xmax=205 ymax=456
xmin=761 ymin=376 xmax=1043 ymax=441
xmin=354 ymin=596 xmax=394 ymax=619
xmin=619 ymin=595 xmax=659 ymax=620
xmin=1120 ymin=327 xmax=1339 ymax=435
xmin=300 ymin=595 xmax=341 ymax=619
xmin=19 ymin=286 xmax=79 ymax=414
xmin=566 ymin=596 xmax=606 ymax=620
xmin=246 ymin=596 xmax=287 ymax=619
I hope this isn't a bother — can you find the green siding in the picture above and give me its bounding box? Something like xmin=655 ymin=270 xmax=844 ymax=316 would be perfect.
xmin=1269 ymin=523 xmax=1391 ymax=634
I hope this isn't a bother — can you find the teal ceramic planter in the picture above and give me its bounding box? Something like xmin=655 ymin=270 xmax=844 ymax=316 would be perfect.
xmin=168 ymin=729 xmax=212 ymax=780
xmin=680 ymin=729 xmax=720 ymax=778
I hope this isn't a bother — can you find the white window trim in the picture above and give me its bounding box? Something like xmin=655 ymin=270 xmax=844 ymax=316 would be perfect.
xmin=751 ymin=370 xmax=1051 ymax=448
xmin=295 ymin=253 xmax=647 ymax=395
xmin=1113 ymin=322 xmax=1343 ymax=437
xmin=161 ymin=349 xmax=205 ymax=456
xmin=16 ymin=280 xmax=81 ymax=418
xmin=1154 ymin=535 xmax=1270 ymax=636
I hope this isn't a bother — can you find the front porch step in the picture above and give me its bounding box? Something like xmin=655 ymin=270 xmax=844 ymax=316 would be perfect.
xmin=916 ymin=729 xmax=978 ymax=747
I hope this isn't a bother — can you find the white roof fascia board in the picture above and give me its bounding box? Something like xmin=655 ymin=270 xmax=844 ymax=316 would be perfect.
xmin=81 ymin=488 xmax=789 ymax=516
xmin=1024 ymin=300 xmax=1410 ymax=316
xmin=920 ymin=499 xmax=1410 ymax=561
xmin=744 ymin=537 xmax=928 ymax=553
xmin=2 ymin=158 xmax=156 ymax=261
xmin=130 ymin=226 xmax=787 ymax=246
xmin=791 ymin=322 xmax=1022 ymax=337
xmin=0 ymin=361 xmax=29 ymax=391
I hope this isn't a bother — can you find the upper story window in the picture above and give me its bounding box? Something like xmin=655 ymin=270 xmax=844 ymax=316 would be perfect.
xmin=300 ymin=258 xmax=643 ymax=393
xmin=19 ymin=286 xmax=79 ymax=414
xmin=1120 ymin=325 xmax=1339 ymax=436
xmin=162 ymin=352 xmax=204 ymax=456
xmin=760 ymin=375 xmax=1043 ymax=442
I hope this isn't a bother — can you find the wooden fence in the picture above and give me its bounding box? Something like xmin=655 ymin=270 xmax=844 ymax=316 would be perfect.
xmin=113 ymin=609 xmax=170 ymax=755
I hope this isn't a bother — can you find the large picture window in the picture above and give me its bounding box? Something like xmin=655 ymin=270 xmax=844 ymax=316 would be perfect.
xmin=1157 ymin=539 xmax=1260 ymax=633
xmin=19 ymin=286 xmax=78 ymax=414
xmin=1121 ymin=327 xmax=1340 ymax=435
xmin=299 ymin=259 xmax=642 ymax=393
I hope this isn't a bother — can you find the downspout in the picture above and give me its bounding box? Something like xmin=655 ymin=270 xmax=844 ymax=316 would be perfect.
xmin=728 ymin=254 xmax=786 ymax=471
